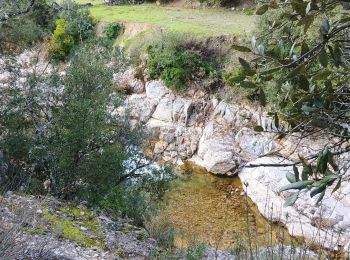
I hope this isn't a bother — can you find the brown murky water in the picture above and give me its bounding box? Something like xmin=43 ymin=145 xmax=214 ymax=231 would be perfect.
xmin=161 ymin=162 xmax=294 ymax=250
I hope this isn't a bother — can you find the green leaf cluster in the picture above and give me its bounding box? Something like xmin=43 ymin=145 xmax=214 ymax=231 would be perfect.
xmin=147 ymin=33 xmax=220 ymax=91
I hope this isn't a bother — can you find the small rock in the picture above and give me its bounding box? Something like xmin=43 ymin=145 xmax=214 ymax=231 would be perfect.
xmin=132 ymin=81 xmax=145 ymax=94
xmin=80 ymin=226 xmax=88 ymax=231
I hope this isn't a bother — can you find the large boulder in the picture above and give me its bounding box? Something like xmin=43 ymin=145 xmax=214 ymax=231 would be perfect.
xmin=195 ymin=121 xmax=241 ymax=175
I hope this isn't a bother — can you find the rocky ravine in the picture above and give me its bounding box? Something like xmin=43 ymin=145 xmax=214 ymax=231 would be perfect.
xmin=1 ymin=51 xmax=349 ymax=252
xmin=117 ymin=68 xmax=350 ymax=251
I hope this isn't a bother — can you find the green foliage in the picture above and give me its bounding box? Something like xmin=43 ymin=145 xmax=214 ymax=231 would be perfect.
xmin=185 ymin=243 xmax=207 ymax=260
xmin=147 ymin=33 xmax=219 ymax=91
xmin=102 ymin=188 xmax=150 ymax=226
xmin=198 ymin=0 xmax=246 ymax=7
xmin=49 ymin=42 xmax=127 ymax=202
xmin=103 ymin=22 xmax=123 ymax=40
xmin=0 ymin=0 xmax=57 ymax=54
xmin=228 ymin=0 xmax=349 ymax=202
xmin=48 ymin=19 xmax=75 ymax=60
xmin=102 ymin=166 xmax=176 ymax=226
xmin=48 ymin=1 xmax=94 ymax=61
xmin=59 ymin=1 xmax=94 ymax=41
xmin=0 ymin=3 xmax=177 ymax=234
xmin=146 ymin=214 xmax=176 ymax=249
xmin=281 ymin=148 xmax=341 ymax=206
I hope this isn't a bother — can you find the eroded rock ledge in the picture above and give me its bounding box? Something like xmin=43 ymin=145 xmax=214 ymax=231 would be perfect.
xmin=118 ymin=68 xmax=350 ymax=250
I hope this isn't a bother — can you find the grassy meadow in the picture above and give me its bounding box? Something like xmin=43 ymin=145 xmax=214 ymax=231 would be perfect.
xmin=75 ymin=0 xmax=256 ymax=36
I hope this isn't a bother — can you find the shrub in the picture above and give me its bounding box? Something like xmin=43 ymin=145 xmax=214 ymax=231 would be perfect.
xmin=101 ymin=166 xmax=176 ymax=226
xmin=103 ymin=22 xmax=123 ymax=40
xmin=199 ymin=0 xmax=248 ymax=7
xmin=60 ymin=2 xmax=94 ymax=42
xmin=102 ymin=188 xmax=151 ymax=226
xmin=48 ymin=19 xmax=75 ymax=61
xmin=48 ymin=1 xmax=94 ymax=61
xmin=147 ymin=33 xmax=219 ymax=91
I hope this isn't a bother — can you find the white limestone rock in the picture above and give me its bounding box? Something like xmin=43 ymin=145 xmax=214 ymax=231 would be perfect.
xmin=145 ymin=80 xmax=169 ymax=101
xmin=239 ymin=156 xmax=350 ymax=249
xmin=127 ymin=94 xmax=158 ymax=122
xmin=196 ymin=121 xmax=241 ymax=174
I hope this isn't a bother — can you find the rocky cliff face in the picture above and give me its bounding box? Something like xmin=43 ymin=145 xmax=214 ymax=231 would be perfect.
xmin=117 ymin=68 xmax=350 ymax=251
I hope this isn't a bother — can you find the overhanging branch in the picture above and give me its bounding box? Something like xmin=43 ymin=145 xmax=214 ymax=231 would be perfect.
xmin=0 ymin=0 xmax=36 ymax=23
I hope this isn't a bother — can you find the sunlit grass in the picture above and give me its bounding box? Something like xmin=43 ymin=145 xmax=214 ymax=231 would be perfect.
xmin=75 ymin=1 xmax=256 ymax=37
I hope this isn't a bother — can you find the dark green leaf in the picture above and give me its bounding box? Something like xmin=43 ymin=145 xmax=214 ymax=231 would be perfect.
xmin=238 ymin=57 xmax=251 ymax=70
xmin=319 ymin=48 xmax=328 ymax=67
xmin=287 ymin=64 xmax=305 ymax=79
xmin=301 ymin=42 xmax=309 ymax=55
xmin=231 ymin=44 xmax=251 ymax=52
xmin=310 ymin=184 xmax=327 ymax=198
xmin=240 ymin=81 xmax=258 ymax=89
xmin=333 ymin=43 xmax=343 ymax=66
xmin=320 ymin=19 xmax=330 ymax=35
xmin=286 ymin=172 xmax=296 ymax=183
xmin=261 ymin=67 xmax=281 ymax=75
xmin=280 ymin=180 xmax=314 ymax=192
xmin=332 ymin=178 xmax=341 ymax=194
xmin=339 ymin=17 xmax=350 ymax=24
xmin=254 ymin=125 xmax=264 ymax=132
xmin=302 ymin=165 xmax=312 ymax=181
xmin=259 ymin=87 xmax=266 ymax=106
xmin=316 ymin=153 xmax=327 ymax=175
xmin=284 ymin=192 xmax=299 ymax=207
xmin=312 ymin=69 xmax=331 ymax=81
xmin=256 ymin=4 xmax=269 ymax=15
xmin=291 ymin=0 xmax=307 ymax=16
xmin=274 ymin=112 xmax=279 ymax=129
xmin=303 ymin=15 xmax=315 ymax=33
xmin=299 ymin=74 xmax=309 ymax=91
xmin=315 ymin=190 xmax=326 ymax=205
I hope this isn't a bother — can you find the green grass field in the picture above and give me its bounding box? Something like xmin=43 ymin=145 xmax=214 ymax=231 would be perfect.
xmin=75 ymin=1 xmax=256 ymax=37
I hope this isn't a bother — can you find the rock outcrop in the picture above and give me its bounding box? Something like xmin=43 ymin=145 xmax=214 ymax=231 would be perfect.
xmin=0 ymin=193 xmax=156 ymax=260
xmin=240 ymin=157 xmax=350 ymax=250
xmin=118 ymin=68 xmax=350 ymax=250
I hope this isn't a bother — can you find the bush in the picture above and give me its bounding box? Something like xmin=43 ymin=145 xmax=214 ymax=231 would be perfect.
xmin=103 ymin=22 xmax=123 ymax=40
xmin=101 ymin=166 xmax=176 ymax=226
xmin=147 ymin=33 xmax=220 ymax=91
xmin=102 ymin=188 xmax=151 ymax=226
xmin=48 ymin=1 xmax=94 ymax=61
xmin=199 ymin=0 xmax=248 ymax=7
xmin=48 ymin=19 xmax=75 ymax=61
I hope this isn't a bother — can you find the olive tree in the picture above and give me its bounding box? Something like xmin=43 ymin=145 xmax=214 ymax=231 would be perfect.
xmin=231 ymin=0 xmax=350 ymax=205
